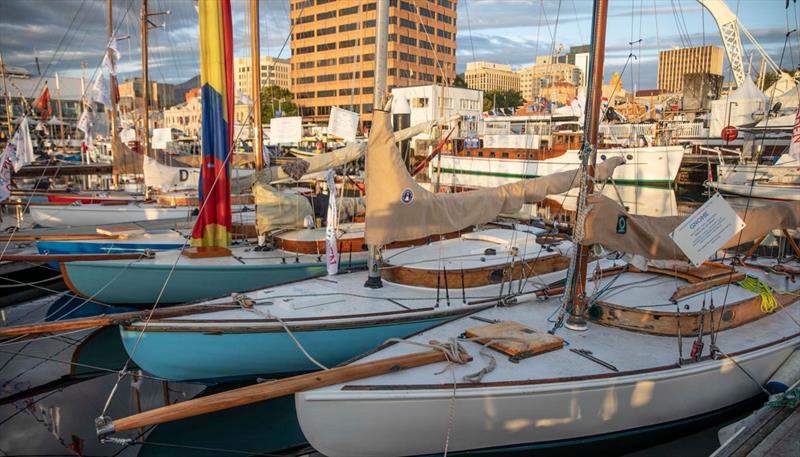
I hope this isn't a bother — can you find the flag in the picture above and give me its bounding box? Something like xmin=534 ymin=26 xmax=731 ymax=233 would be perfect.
xmin=102 ymin=37 xmax=121 ymax=75
xmin=325 ymin=169 xmax=339 ymax=275
xmin=10 ymin=116 xmax=34 ymax=171
xmin=791 ymin=108 xmax=800 ymax=160
xmin=77 ymin=110 xmax=93 ymax=136
xmin=191 ymin=0 xmax=233 ymax=247
xmin=92 ymin=75 xmax=111 ymax=107
xmin=34 ymin=85 xmax=52 ymax=121
xmin=0 ymin=147 xmax=13 ymax=202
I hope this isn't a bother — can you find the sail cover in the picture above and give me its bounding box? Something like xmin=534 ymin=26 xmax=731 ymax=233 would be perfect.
xmin=365 ymin=109 xmax=624 ymax=245
xmin=581 ymin=194 xmax=800 ymax=260
xmin=191 ymin=0 xmax=233 ymax=247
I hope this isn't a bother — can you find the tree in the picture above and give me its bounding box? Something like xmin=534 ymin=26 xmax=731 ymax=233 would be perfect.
xmin=260 ymin=85 xmax=298 ymax=124
xmin=482 ymin=89 xmax=524 ymax=113
xmin=453 ymin=74 xmax=467 ymax=88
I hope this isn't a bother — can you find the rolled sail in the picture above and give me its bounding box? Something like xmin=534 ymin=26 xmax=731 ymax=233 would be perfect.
xmin=581 ymin=194 xmax=800 ymax=260
xmin=365 ymin=109 xmax=624 ymax=246
xmin=191 ymin=0 xmax=234 ymax=247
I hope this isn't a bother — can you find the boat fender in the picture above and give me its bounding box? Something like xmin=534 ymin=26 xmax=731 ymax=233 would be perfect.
xmin=765 ymin=349 xmax=800 ymax=394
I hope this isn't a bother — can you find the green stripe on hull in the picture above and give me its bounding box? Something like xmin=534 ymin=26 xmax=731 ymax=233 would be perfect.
xmin=437 ymin=168 xmax=675 ymax=188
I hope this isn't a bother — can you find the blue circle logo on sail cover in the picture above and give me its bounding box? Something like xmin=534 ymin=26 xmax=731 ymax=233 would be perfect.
xmin=401 ymin=188 xmax=414 ymax=204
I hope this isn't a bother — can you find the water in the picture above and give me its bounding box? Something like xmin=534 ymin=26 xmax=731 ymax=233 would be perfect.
xmin=0 ymin=186 xmax=774 ymax=456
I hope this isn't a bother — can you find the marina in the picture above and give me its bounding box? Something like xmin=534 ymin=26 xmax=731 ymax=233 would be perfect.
xmin=2 ymin=0 xmax=800 ymax=456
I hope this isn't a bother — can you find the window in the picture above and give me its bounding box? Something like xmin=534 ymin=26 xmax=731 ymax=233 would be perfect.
xmin=437 ymin=29 xmax=451 ymax=39
xmin=438 ymin=0 xmax=452 ymax=8
xmin=296 ymin=46 xmax=314 ymax=55
xmin=419 ymin=72 xmax=434 ymax=82
xmin=362 ymin=104 xmax=373 ymax=113
xmin=317 ymin=58 xmax=336 ymax=67
xmin=389 ymin=16 xmax=397 ymax=24
xmin=399 ymin=69 xmax=412 ymax=78
xmin=388 ymin=34 xmax=397 ymax=42
xmin=400 ymin=1 xmax=416 ymax=12
xmin=400 ymin=18 xmax=415 ymax=30
xmin=400 ymin=52 xmax=416 ymax=63
xmin=436 ymin=44 xmax=451 ymax=55
xmin=298 ymin=61 xmax=315 ymax=69
xmin=317 ymin=26 xmax=336 ymax=36
xmin=339 ymin=88 xmax=360 ymax=96
xmin=362 ymin=2 xmax=376 ymax=11
xmin=339 ymin=72 xmax=359 ymax=80
xmin=296 ymin=30 xmax=314 ymax=39
xmin=317 ymin=74 xmax=336 ymax=82
xmin=362 ymin=19 xmax=376 ymax=28
xmin=399 ymin=35 xmax=417 ymax=46
xmin=420 ymin=7 xmax=435 ymax=18
xmin=363 ymin=36 xmax=376 ymax=45
xmin=419 ymin=24 xmax=434 ymax=34
xmin=339 ymin=22 xmax=358 ymax=32
xmin=339 ymin=5 xmax=358 ymax=15
xmin=363 ymin=86 xmax=374 ymax=94
xmin=388 ymin=68 xmax=397 ymax=76
xmin=412 ymin=97 xmax=429 ymax=108
xmin=294 ymin=0 xmax=313 ymax=10
xmin=301 ymin=106 xmax=315 ymax=116
xmin=363 ymin=53 xmax=375 ymax=62
xmin=363 ymin=70 xmax=374 ymax=78
xmin=318 ymin=106 xmax=332 ymax=115
xmin=317 ymin=42 xmax=336 ymax=51
xmin=339 ymin=56 xmax=358 ymax=64
xmin=297 ymin=76 xmax=314 ymax=84
xmin=339 ymin=39 xmax=358 ymax=48
xmin=316 ymin=11 xmax=336 ymax=20
xmin=419 ymin=40 xmax=433 ymax=50
xmin=296 ymin=15 xmax=314 ymax=24
xmin=388 ymin=51 xmax=397 ymax=58
xmin=437 ymin=12 xmax=452 ymax=24
xmin=420 ymin=56 xmax=434 ymax=66
xmin=297 ymin=91 xmax=314 ymax=99
xmin=317 ymin=91 xmax=334 ymax=98
xmin=317 ymin=0 xmax=334 ymax=4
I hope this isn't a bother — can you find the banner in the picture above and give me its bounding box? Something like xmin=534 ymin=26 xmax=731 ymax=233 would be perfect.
xmin=327 ymin=107 xmax=359 ymax=142
xmin=325 ymin=169 xmax=339 ymax=275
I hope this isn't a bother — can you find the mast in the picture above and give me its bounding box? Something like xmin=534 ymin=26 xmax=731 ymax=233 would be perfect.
xmin=55 ymin=73 xmax=65 ymax=152
xmin=564 ymin=0 xmax=608 ymax=331
xmin=0 ymin=51 xmax=13 ymax=140
xmin=250 ymin=0 xmax=263 ymax=170
xmin=107 ymin=0 xmax=119 ymax=181
xmin=140 ymin=0 xmax=151 ymax=158
xmin=364 ymin=0 xmax=390 ymax=289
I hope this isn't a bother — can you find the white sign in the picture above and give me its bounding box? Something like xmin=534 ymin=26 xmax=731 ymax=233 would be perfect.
xmin=269 ymin=116 xmax=302 ymax=145
xmin=669 ymin=193 xmax=745 ymax=266
xmin=327 ymin=107 xmax=360 ymax=142
xmin=152 ymin=128 xmax=173 ymax=150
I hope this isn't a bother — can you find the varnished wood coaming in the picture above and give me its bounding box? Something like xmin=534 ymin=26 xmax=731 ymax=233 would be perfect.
xmin=274 ymin=228 xmax=470 ymax=255
xmin=382 ymin=254 xmax=571 ymax=289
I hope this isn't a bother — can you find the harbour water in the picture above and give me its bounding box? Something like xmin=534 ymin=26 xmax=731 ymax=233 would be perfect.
xmin=0 ymin=185 xmax=774 ymax=457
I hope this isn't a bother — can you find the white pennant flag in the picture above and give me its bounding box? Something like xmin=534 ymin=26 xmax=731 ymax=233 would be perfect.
xmin=92 ymin=74 xmax=111 ymax=107
xmin=77 ymin=109 xmax=94 ymax=136
xmin=790 ymin=108 xmax=800 ymax=160
xmin=11 ymin=116 xmax=34 ymax=172
xmin=0 ymin=147 xmax=13 ymax=202
xmin=103 ymin=37 xmax=122 ymax=75
xmin=324 ymin=169 xmax=339 ymax=276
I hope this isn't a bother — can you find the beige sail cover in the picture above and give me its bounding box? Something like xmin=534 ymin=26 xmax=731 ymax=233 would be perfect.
xmin=253 ymin=183 xmax=314 ymax=234
xmin=581 ymin=194 xmax=800 ymax=260
xmin=365 ymin=110 xmax=624 ymax=245
xmin=112 ymin=136 xmax=144 ymax=174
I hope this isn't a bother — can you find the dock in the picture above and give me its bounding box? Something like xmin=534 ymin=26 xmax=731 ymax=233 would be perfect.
xmin=712 ymin=392 xmax=800 ymax=457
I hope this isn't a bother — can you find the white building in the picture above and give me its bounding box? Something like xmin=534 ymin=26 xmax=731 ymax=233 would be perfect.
xmin=574 ymin=52 xmax=590 ymax=88
xmin=389 ymin=85 xmax=482 ymax=151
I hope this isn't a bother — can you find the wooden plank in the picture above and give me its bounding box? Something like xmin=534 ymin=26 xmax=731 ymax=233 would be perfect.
xmin=102 ymin=348 xmax=471 ymax=435
xmin=670 ymin=271 xmax=746 ymax=301
xmin=0 ymin=252 xmax=152 ymax=263
xmin=0 ymin=303 xmax=240 ymax=338
xmin=464 ymin=321 xmax=563 ymax=359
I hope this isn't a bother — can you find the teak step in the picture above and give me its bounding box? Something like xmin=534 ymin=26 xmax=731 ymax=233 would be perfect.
xmin=464 ymin=321 xmax=564 ymax=362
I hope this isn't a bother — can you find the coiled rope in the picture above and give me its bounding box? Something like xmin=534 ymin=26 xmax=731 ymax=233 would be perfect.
xmin=738 ymin=276 xmax=777 ymax=314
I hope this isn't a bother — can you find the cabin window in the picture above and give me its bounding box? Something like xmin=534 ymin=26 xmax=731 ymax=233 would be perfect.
xmin=600 ymin=154 xmax=607 ymax=161
xmin=516 ymin=153 xmax=521 ymax=159
xmin=626 ymin=154 xmax=634 ymax=160
xmin=489 ymin=152 xmax=496 ymax=158
xmin=501 ymin=152 xmax=509 ymax=158
xmin=478 ymin=151 xmax=483 ymax=157
xmin=466 ymin=151 xmax=471 ymax=157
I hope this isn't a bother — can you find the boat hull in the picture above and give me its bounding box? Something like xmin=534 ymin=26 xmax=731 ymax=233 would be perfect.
xmin=61 ymin=260 xmax=330 ymax=304
xmin=296 ymin=337 xmax=799 ymax=457
xmin=120 ymin=316 xmax=456 ymax=381
xmin=30 ymin=204 xmax=193 ymax=228
xmin=706 ymin=181 xmax=800 ymax=201
xmin=434 ymin=146 xmax=685 ymax=188
xmin=37 ymin=240 xmax=184 ymax=255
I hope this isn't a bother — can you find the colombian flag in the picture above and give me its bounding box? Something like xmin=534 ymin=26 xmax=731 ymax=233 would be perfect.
xmin=191 ymin=0 xmax=234 ymax=247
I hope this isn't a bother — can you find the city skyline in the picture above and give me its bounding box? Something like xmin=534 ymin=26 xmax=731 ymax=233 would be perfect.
xmin=0 ymin=0 xmax=795 ymax=91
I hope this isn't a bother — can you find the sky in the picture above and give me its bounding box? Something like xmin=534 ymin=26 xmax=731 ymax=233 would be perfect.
xmin=0 ymin=0 xmax=798 ymax=91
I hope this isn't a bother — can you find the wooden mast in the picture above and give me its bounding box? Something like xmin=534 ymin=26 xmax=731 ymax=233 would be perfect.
xmin=249 ymin=0 xmax=263 ymax=170
xmin=107 ymin=0 xmax=120 ymax=184
xmin=564 ymin=0 xmax=608 ymax=331
xmin=140 ymin=0 xmax=151 ymax=159
xmin=0 ymin=51 xmax=13 ymax=140
xmin=55 ymin=74 xmax=65 ymax=152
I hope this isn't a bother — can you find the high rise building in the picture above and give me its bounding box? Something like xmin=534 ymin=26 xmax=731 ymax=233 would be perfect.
xmin=516 ymin=63 xmax=581 ymax=101
xmin=233 ymin=56 xmax=291 ymax=97
xmin=464 ymin=61 xmax=519 ymax=92
xmin=289 ymin=0 xmax=458 ymax=124
xmin=657 ymin=45 xmax=724 ymax=93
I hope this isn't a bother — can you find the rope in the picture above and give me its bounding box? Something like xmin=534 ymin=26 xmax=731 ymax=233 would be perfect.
xmin=767 ymin=387 xmax=800 ymax=408
xmin=738 ymin=276 xmax=777 ymax=314
xmin=236 ymin=294 xmax=328 ymax=371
